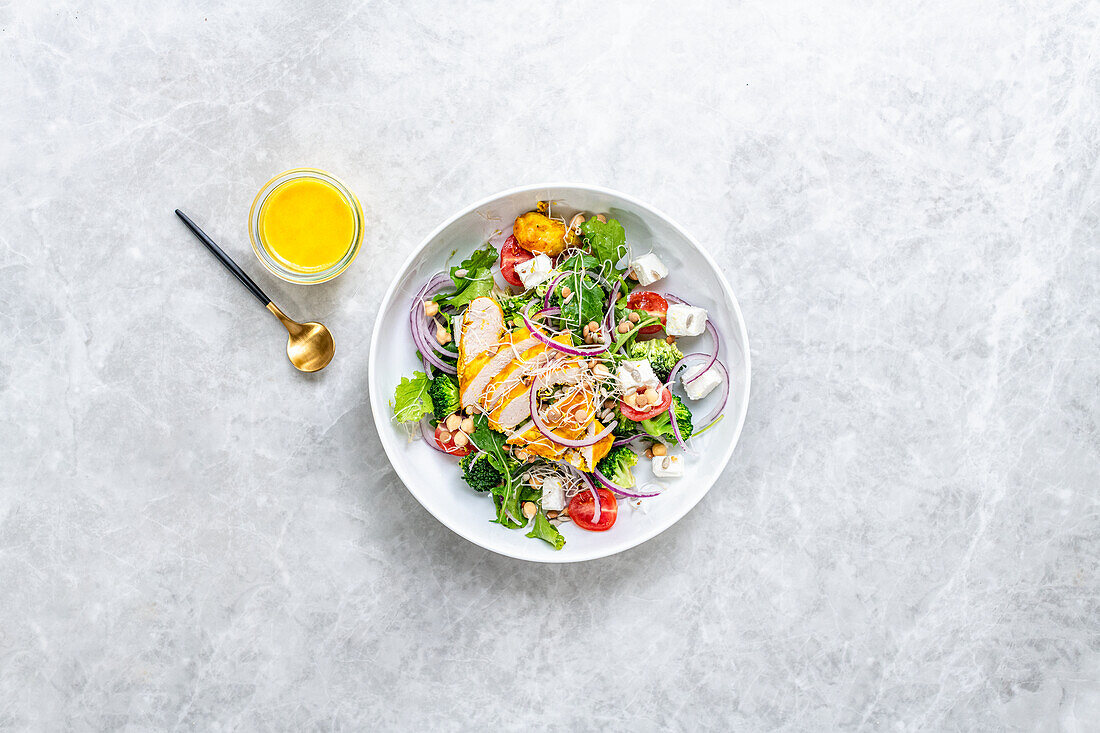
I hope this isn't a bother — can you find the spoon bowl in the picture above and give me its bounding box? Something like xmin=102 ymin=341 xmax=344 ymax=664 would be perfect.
xmin=268 ymin=303 xmax=335 ymax=372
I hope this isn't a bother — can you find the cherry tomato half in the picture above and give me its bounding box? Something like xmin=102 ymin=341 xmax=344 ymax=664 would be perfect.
xmin=568 ymin=487 xmax=618 ymax=531
xmin=499 ymin=235 xmax=534 ymax=289
xmin=434 ymin=424 xmax=472 ymax=457
xmin=626 ymin=291 xmax=668 ymax=335
xmin=619 ymin=385 xmax=673 ymax=421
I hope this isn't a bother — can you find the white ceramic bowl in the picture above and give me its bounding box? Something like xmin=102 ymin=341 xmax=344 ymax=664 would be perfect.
xmin=368 ymin=184 xmax=750 ymax=563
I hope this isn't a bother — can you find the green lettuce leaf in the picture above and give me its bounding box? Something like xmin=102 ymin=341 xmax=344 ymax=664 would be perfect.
xmin=436 ymin=244 xmax=497 ymax=309
xmin=525 ymin=511 xmax=566 ymax=550
xmin=580 ymin=217 xmax=627 ymax=266
xmin=392 ymin=372 xmax=434 ymax=423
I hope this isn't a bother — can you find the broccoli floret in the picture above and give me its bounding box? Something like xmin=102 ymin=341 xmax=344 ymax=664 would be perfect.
xmin=628 ymin=339 xmax=685 ymax=382
xmin=428 ymin=374 xmax=461 ymax=423
xmin=460 ymin=452 xmax=503 ymax=493
xmin=639 ymin=395 xmax=694 ymax=442
xmin=595 ymin=445 xmax=639 ymax=488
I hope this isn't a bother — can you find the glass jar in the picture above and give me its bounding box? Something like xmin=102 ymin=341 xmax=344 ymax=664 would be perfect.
xmin=248 ymin=168 xmax=364 ymax=284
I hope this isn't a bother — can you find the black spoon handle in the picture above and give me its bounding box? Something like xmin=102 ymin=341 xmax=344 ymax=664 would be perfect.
xmin=175 ymin=209 xmax=271 ymax=306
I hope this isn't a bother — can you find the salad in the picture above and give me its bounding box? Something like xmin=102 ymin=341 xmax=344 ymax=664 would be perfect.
xmin=391 ymin=202 xmax=730 ymax=550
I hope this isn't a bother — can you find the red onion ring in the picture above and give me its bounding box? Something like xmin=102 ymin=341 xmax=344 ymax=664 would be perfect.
xmin=660 ymin=293 xmax=718 ymax=384
xmin=521 ymin=304 xmax=609 ymax=356
xmin=585 ymin=473 xmax=601 ymax=524
xmin=543 ymin=272 xmax=567 ymax=308
xmin=666 ymin=354 xmax=729 ymax=425
xmin=668 ymin=398 xmax=691 ymax=453
xmin=602 ymin=281 xmax=621 ymax=333
xmin=684 ymin=321 xmax=718 ymax=383
xmin=411 ymin=276 xmax=460 ymax=360
xmin=419 ymin=416 xmax=449 ymax=454
xmin=528 ymin=381 xmax=617 ymax=447
xmin=593 ymin=467 xmax=661 ymax=498
xmin=409 ymin=305 xmax=457 ymax=375
xmin=408 ymin=275 xmax=459 ymax=373
xmin=612 ymin=434 xmax=672 ymax=452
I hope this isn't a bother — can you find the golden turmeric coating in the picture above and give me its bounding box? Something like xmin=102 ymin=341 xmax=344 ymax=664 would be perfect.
xmin=513 ymin=212 xmax=568 ymax=256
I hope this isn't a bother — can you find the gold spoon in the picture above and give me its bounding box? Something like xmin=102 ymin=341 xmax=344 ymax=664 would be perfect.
xmin=175 ymin=209 xmax=335 ymax=373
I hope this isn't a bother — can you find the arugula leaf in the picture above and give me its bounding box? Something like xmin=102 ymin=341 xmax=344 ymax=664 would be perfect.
xmin=561 ymin=252 xmax=599 ymax=271
xmin=392 ymin=371 xmax=434 ymax=423
xmin=468 ymin=415 xmax=525 ymax=527
xmin=525 ymin=511 xmax=566 ymax=550
xmin=435 ymin=244 xmax=498 ymax=309
xmin=555 ymin=254 xmax=604 ymax=334
xmin=580 ymin=217 xmax=627 ymax=266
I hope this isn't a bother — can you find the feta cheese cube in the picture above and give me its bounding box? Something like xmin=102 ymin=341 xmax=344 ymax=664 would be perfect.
xmin=629 ymin=253 xmax=668 ymax=286
xmin=514 ymin=254 xmax=554 ymax=289
xmin=651 ymin=454 xmax=684 ymax=478
xmin=541 ymin=477 xmax=566 ymax=512
xmin=681 ymin=362 xmax=723 ymax=400
xmin=616 ymin=359 xmax=660 ymax=393
xmin=665 ymin=304 xmax=708 ymax=337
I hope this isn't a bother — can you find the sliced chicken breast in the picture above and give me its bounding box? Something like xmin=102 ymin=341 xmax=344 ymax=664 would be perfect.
xmin=461 ymin=336 xmax=541 ymax=408
xmin=457 ymin=297 xmax=503 ymax=365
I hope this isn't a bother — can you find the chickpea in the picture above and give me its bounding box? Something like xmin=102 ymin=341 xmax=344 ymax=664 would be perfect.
xmin=522 ymin=501 xmax=537 ymax=519
xmin=423 ymin=299 xmax=439 ymax=317
xmin=643 ymin=387 xmax=659 ymax=403
xmin=652 ymin=443 xmax=667 ymax=457
xmin=460 ymin=417 xmax=475 ymax=434
xmin=452 ymin=432 xmax=469 ymax=448
xmin=587 ymin=321 xmax=600 ymax=333
xmin=665 ymin=336 xmax=676 ymax=345
xmin=516 ymin=449 xmax=529 ymax=461
xmin=435 ymin=324 xmax=451 ymax=345
xmin=624 ymin=392 xmax=638 ymax=408
xmin=438 ymin=430 xmax=453 ymax=443
xmin=628 ymin=312 xmax=640 ymax=323
xmin=465 ymin=405 xmax=478 ymax=415
xmin=561 ymin=286 xmax=572 ymax=297
xmin=445 ymin=414 xmax=462 ymax=431
xmin=569 ymin=213 xmax=586 ymax=231
xmin=573 ymin=407 xmax=588 ymax=423
xmin=546 ymin=407 xmax=562 ymax=422
xmin=594 ymin=364 xmax=610 ymax=377
xmin=617 ymin=322 xmax=631 ymax=334
xmin=644 ymin=448 xmax=654 ymax=459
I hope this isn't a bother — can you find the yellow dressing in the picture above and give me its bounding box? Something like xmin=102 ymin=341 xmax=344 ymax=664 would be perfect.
xmin=259 ymin=178 xmax=355 ymax=273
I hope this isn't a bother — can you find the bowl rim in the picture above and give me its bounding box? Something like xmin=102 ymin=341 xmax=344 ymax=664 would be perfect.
xmin=368 ymin=182 xmax=751 ymax=563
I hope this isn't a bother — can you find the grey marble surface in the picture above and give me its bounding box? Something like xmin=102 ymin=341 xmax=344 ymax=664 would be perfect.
xmin=2 ymin=0 xmax=1098 ymax=730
